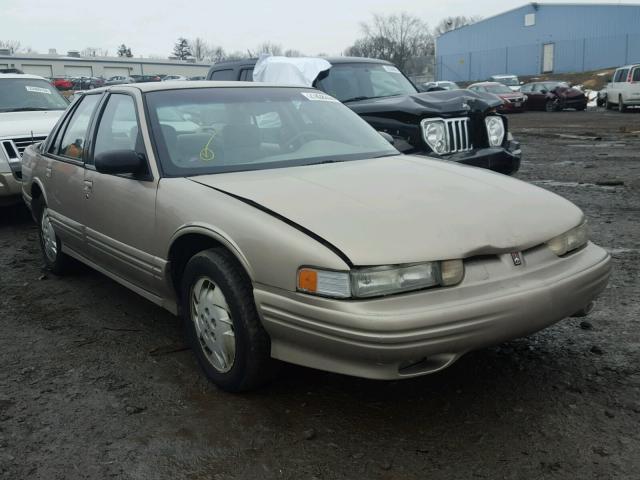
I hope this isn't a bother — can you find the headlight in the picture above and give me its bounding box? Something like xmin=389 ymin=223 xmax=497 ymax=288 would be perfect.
xmin=485 ymin=116 xmax=505 ymax=147
xmin=546 ymin=222 xmax=589 ymax=256
xmin=421 ymin=120 xmax=448 ymax=155
xmin=297 ymin=260 xmax=464 ymax=299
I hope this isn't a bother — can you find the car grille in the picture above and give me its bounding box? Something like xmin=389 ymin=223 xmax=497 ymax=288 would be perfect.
xmin=444 ymin=118 xmax=473 ymax=153
xmin=1 ymin=136 xmax=47 ymax=161
xmin=507 ymin=97 xmax=525 ymax=103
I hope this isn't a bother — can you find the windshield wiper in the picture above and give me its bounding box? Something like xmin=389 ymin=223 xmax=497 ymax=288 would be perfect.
xmin=341 ymin=96 xmax=370 ymax=103
xmin=0 ymin=107 xmax=57 ymax=112
xmin=342 ymin=94 xmax=406 ymax=103
xmin=308 ymin=159 xmax=348 ymax=165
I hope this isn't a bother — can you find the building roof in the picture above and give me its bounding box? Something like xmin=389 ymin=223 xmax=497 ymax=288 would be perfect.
xmin=0 ymin=52 xmax=210 ymax=67
xmin=438 ymin=2 xmax=640 ymax=38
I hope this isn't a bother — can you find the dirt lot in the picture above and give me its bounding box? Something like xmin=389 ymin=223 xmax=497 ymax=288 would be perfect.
xmin=1 ymin=109 xmax=639 ymax=480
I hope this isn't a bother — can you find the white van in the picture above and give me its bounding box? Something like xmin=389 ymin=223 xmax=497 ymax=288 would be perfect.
xmin=606 ymin=65 xmax=640 ymax=112
xmin=0 ymin=73 xmax=68 ymax=206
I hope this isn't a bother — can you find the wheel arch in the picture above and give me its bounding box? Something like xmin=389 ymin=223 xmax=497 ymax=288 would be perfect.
xmin=167 ymin=226 xmax=255 ymax=301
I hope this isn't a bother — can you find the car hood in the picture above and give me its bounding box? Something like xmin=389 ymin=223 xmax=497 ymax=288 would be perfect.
xmin=553 ymin=86 xmax=585 ymax=99
xmin=0 ymin=110 xmax=64 ymax=139
xmin=347 ymin=90 xmax=503 ymax=120
xmin=190 ymin=156 xmax=583 ymax=266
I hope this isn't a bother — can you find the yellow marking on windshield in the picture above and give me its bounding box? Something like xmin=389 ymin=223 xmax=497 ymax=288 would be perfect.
xmin=199 ymin=131 xmax=217 ymax=161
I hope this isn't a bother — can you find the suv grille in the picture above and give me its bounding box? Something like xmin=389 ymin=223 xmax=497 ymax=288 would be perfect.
xmin=444 ymin=118 xmax=473 ymax=153
xmin=1 ymin=136 xmax=47 ymax=160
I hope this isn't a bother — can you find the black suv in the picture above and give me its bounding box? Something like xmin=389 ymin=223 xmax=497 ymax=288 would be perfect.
xmin=207 ymin=57 xmax=521 ymax=175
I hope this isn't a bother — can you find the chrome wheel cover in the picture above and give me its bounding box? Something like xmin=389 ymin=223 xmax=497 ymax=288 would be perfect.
xmin=40 ymin=208 xmax=58 ymax=262
xmin=191 ymin=277 xmax=236 ymax=373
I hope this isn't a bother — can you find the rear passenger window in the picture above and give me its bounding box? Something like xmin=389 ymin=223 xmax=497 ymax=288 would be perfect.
xmin=211 ymin=69 xmax=235 ymax=81
xmin=92 ymin=94 xmax=145 ymax=164
xmin=239 ymin=68 xmax=254 ymax=81
xmin=54 ymin=94 xmax=101 ymax=160
xmin=633 ymin=68 xmax=640 ymax=82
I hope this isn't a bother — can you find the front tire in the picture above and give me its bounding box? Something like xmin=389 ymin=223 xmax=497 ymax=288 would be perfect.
xmin=545 ymin=99 xmax=558 ymax=112
xmin=34 ymin=198 xmax=71 ymax=275
xmin=618 ymin=96 xmax=626 ymax=112
xmin=181 ymin=249 xmax=276 ymax=392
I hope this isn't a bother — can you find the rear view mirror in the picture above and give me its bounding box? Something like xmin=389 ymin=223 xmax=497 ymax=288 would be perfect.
xmin=95 ymin=150 xmax=146 ymax=175
xmin=378 ymin=131 xmax=395 ymax=145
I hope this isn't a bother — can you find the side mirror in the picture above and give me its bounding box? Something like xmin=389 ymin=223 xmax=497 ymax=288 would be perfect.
xmin=379 ymin=131 xmax=395 ymax=145
xmin=94 ymin=150 xmax=146 ymax=175
xmin=540 ymin=89 xmax=548 ymax=94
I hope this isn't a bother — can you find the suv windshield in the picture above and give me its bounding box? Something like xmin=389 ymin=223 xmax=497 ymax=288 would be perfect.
xmin=315 ymin=63 xmax=418 ymax=102
xmin=145 ymin=87 xmax=398 ymax=176
xmin=0 ymin=78 xmax=69 ymax=112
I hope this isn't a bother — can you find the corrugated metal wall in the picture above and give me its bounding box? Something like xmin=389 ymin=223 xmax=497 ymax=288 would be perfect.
xmin=436 ymin=4 xmax=640 ymax=81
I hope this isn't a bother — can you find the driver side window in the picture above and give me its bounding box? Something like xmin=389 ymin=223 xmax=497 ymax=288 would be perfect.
xmin=54 ymin=94 xmax=101 ymax=160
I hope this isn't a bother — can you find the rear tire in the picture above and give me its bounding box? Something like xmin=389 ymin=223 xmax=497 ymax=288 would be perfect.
xmin=33 ymin=197 xmax=71 ymax=275
xmin=181 ymin=248 xmax=277 ymax=392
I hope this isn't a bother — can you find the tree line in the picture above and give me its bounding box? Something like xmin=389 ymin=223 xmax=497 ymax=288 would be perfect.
xmin=2 ymin=13 xmax=479 ymax=75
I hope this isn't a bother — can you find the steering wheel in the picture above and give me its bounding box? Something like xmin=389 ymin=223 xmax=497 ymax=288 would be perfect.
xmin=284 ymin=131 xmax=325 ymax=150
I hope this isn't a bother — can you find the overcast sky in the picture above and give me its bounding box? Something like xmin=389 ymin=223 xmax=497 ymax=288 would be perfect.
xmin=2 ymin=0 xmax=638 ymax=58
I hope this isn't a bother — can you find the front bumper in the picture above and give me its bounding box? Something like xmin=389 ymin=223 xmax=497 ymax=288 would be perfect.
xmin=0 ymin=171 xmax=23 ymax=206
xmin=447 ymin=139 xmax=521 ymax=176
xmin=255 ymin=242 xmax=611 ymax=380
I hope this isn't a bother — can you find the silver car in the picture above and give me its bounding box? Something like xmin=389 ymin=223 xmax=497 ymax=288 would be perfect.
xmin=21 ymin=81 xmax=611 ymax=391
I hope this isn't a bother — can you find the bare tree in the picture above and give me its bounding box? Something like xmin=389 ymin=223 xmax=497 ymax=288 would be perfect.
xmin=345 ymin=13 xmax=434 ymax=71
xmin=284 ymin=49 xmax=304 ymax=57
xmin=434 ymin=16 xmax=481 ymax=36
xmin=172 ymin=38 xmax=193 ymax=60
xmin=0 ymin=40 xmax=25 ymax=54
xmin=81 ymin=47 xmax=109 ymax=57
xmin=253 ymin=42 xmax=283 ymax=56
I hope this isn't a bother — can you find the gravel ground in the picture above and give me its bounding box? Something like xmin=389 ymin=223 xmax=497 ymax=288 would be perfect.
xmin=1 ymin=109 xmax=639 ymax=480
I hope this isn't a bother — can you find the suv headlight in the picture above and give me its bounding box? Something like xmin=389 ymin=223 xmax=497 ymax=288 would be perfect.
xmin=421 ymin=119 xmax=448 ymax=155
xmin=297 ymin=260 xmax=464 ymax=299
xmin=485 ymin=116 xmax=505 ymax=146
xmin=546 ymin=222 xmax=589 ymax=256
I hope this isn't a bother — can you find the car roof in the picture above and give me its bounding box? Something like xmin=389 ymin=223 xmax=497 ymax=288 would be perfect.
xmin=491 ymin=74 xmax=518 ymax=78
xmin=469 ymin=82 xmax=504 ymax=87
xmin=0 ymin=73 xmax=48 ymax=81
xmin=88 ymin=80 xmax=315 ymax=94
xmin=210 ymin=56 xmax=393 ymax=69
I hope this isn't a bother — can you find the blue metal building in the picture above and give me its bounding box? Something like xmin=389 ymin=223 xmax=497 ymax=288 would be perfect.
xmin=436 ymin=3 xmax=640 ymax=82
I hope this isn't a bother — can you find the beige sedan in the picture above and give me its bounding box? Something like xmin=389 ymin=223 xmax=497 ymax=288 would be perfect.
xmin=21 ymin=82 xmax=611 ymax=391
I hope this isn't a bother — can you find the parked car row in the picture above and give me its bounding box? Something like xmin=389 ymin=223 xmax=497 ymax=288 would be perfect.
xmin=48 ymin=73 xmax=205 ymax=91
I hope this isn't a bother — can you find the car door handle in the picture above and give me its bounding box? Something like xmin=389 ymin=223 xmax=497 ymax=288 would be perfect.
xmin=83 ymin=180 xmax=93 ymax=198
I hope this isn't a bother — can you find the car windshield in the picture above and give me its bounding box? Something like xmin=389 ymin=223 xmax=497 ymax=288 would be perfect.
xmin=485 ymin=84 xmax=513 ymax=94
xmin=541 ymin=82 xmax=569 ymax=90
xmin=440 ymin=82 xmax=459 ymax=90
xmin=494 ymin=77 xmax=519 ymax=86
xmin=315 ymin=63 xmax=417 ymax=102
xmin=145 ymin=87 xmax=399 ymax=177
xmin=0 ymin=78 xmax=69 ymax=112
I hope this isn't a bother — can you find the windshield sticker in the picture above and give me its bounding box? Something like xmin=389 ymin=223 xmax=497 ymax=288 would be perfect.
xmin=300 ymin=92 xmax=339 ymax=102
xmin=382 ymin=65 xmax=401 ymax=74
xmin=25 ymin=86 xmax=52 ymax=94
